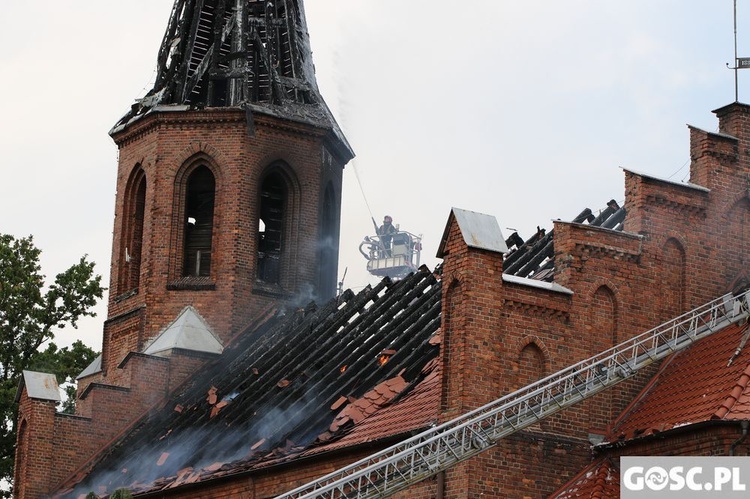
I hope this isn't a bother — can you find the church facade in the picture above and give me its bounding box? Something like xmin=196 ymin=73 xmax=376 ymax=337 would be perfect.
xmin=13 ymin=1 xmax=750 ymax=498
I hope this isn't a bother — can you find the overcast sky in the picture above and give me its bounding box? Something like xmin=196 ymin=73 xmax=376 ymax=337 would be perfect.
xmin=0 ymin=1 xmax=746 ymax=351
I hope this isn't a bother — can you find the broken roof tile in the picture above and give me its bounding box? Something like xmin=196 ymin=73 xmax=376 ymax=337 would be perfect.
xmin=331 ymin=396 xmax=347 ymax=411
xmin=58 ymin=268 xmax=442 ymax=497
xmin=308 ymin=360 xmax=441 ymax=455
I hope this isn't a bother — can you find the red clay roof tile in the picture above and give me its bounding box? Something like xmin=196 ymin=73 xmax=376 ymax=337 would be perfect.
xmin=57 ymin=269 xmax=442 ymax=497
xmin=552 ymin=458 xmax=620 ymax=498
xmin=610 ymin=322 xmax=750 ymax=442
xmin=308 ymin=360 xmax=441 ymax=455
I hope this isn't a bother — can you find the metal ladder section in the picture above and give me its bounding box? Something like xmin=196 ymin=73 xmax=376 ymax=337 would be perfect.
xmin=275 ymin=290 xmax=750 ymax=499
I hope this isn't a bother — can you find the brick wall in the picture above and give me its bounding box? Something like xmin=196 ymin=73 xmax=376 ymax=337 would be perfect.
xmin=15 ymin=103 xmax=351 ymax=498
xmin=431 ymin=103 xmax=750 ymax=497
xmin=13 ymin=395 xmax=56 ymax=499
xmin=106 ymin=108 xmax=348 ymax=367
xmin=18 ymin=95 xmax=750 ymax=499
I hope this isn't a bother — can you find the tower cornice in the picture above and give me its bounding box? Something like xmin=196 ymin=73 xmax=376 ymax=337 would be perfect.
xmin=110 ymin=106 xmax=353 ymax=162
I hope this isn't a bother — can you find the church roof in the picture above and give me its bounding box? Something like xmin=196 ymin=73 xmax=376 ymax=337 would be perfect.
xmin=551 ymin=458 xmax=620 ymax=499
xmin=57 ymin=267 xmax=441 ymax=497
xmin=501 ymin=199 xmax=626 ymax=282
xmin=606 ymin=321 xmax=750 ymax=443
xmin=552 ymin=320 xmax=750 ymax=497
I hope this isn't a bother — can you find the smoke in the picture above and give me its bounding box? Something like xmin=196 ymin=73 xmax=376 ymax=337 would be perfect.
xmin=66 ymin=388 xmax=328 ymax=497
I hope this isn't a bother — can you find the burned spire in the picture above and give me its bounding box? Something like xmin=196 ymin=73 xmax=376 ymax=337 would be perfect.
xmin=115 ymin=0 xmax=343 ymax=136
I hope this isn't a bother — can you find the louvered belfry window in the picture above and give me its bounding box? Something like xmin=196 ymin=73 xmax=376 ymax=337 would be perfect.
xmin=183 ymin=166 xmax=216 ymax=277
xmin=258 ymin=172 xmax=286 ymax=283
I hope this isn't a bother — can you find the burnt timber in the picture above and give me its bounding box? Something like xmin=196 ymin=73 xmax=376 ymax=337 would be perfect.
xmin=114 ymin=0 xmax=346 ymax=146
xmin=60 ymin=268 xmax=441 ymax=496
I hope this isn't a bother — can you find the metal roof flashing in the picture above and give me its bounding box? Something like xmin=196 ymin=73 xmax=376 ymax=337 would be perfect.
xmin=502 ymin=274 xmax=574 ymax=295
xmin=438 ymin=208 xmax=508 ymax=257
xmin=76 ymin=354 xmax=102 ymax=380
xmin=144 ymin=306 xmax=223 ymax=357
xmin=621 ymin=167 xmax=710 ymax=193
xmin=15 ymin=371 xmax=61 ymax=403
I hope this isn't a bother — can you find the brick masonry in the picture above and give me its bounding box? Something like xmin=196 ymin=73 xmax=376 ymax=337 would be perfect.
xmin=14 ymin=97 xmax=750 ymax=499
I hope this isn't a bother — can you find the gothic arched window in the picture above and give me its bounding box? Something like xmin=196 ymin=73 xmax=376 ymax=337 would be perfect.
xmin=257 ymin=171 xmax=286 ymax=283
xmin=183 ymin=166 xmax=216 ymax=277
xmin=662 ymin=238 xmax=686 ymax=319
xmin=119 ymin=167 xmax=146 ymax=294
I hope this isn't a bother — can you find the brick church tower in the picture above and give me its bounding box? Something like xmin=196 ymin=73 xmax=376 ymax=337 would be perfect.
xmin=13 ymin=2 xmax=351 ymax=497
xmin=102 ymin=0 xmax=353 ymax=376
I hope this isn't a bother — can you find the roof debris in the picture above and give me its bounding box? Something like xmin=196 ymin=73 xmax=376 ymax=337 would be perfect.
xmin=60 ymin=267 xmax=442 ymax=497
xmin=503 ymin=201 xmax=625 ymax=282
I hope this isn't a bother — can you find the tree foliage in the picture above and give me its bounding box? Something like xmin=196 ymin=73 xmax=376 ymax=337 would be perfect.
xmin=0 ymin=234 xmax=104 ymax=493
xmin=28 ymin=340 xmax=99 ymax=414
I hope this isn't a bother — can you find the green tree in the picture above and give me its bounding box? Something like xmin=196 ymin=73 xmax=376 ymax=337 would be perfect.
xmin=0 ymin=234 xmax=104 ymax=494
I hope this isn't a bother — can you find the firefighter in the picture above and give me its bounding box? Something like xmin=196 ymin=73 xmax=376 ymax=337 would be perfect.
xmin=377 ymin=215 xmax=397 ymax=256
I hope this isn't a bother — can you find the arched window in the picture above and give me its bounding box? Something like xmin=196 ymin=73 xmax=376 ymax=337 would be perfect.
xmin=258 ymin=171 xmax=287 ymax=283
xmin=119 ymin=167 xmax=146 ymax=294
xmin=729 ymin=199 xmax=750 ymax=269
xmin=591 ymin=285 xmax=617 ymax=346
xmin=441 ymin=278 xmax=463 ymax=412
xmin=662 ymin=238 xmax=686 ymax=319
xmin=14 ymin=419 xmax=28 ymax=496
xmin=183 ymin=166 xmax=216 ymax=277
xmin=518 ymin=342 xmax=546 ymax=387
xmin=318 ymin=183 xmax=338 ymax=299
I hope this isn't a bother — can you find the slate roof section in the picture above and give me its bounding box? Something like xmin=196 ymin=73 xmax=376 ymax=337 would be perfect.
xmin=58 ymin=267 xmax=442 ymax=497
xmin=607 ymin=321 xmax=750 ymax=442
xmin=76 ymin=355 xmax=102 ymax=380
xmin=551 ymin=458 xmax=620 ymax=499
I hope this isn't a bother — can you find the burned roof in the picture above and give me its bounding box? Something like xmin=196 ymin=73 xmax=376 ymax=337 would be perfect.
xmin=58 ymin=267 xmax=441 ymax=497
xmin=502 ymin=199 xmax=626 ymax=281
xmin=113 ymin=0 xmax=351 ymax=156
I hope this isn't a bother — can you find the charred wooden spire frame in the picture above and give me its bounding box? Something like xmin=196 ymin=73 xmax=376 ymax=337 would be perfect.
xmin=116 ymin=0 xmax=344 ymax=139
